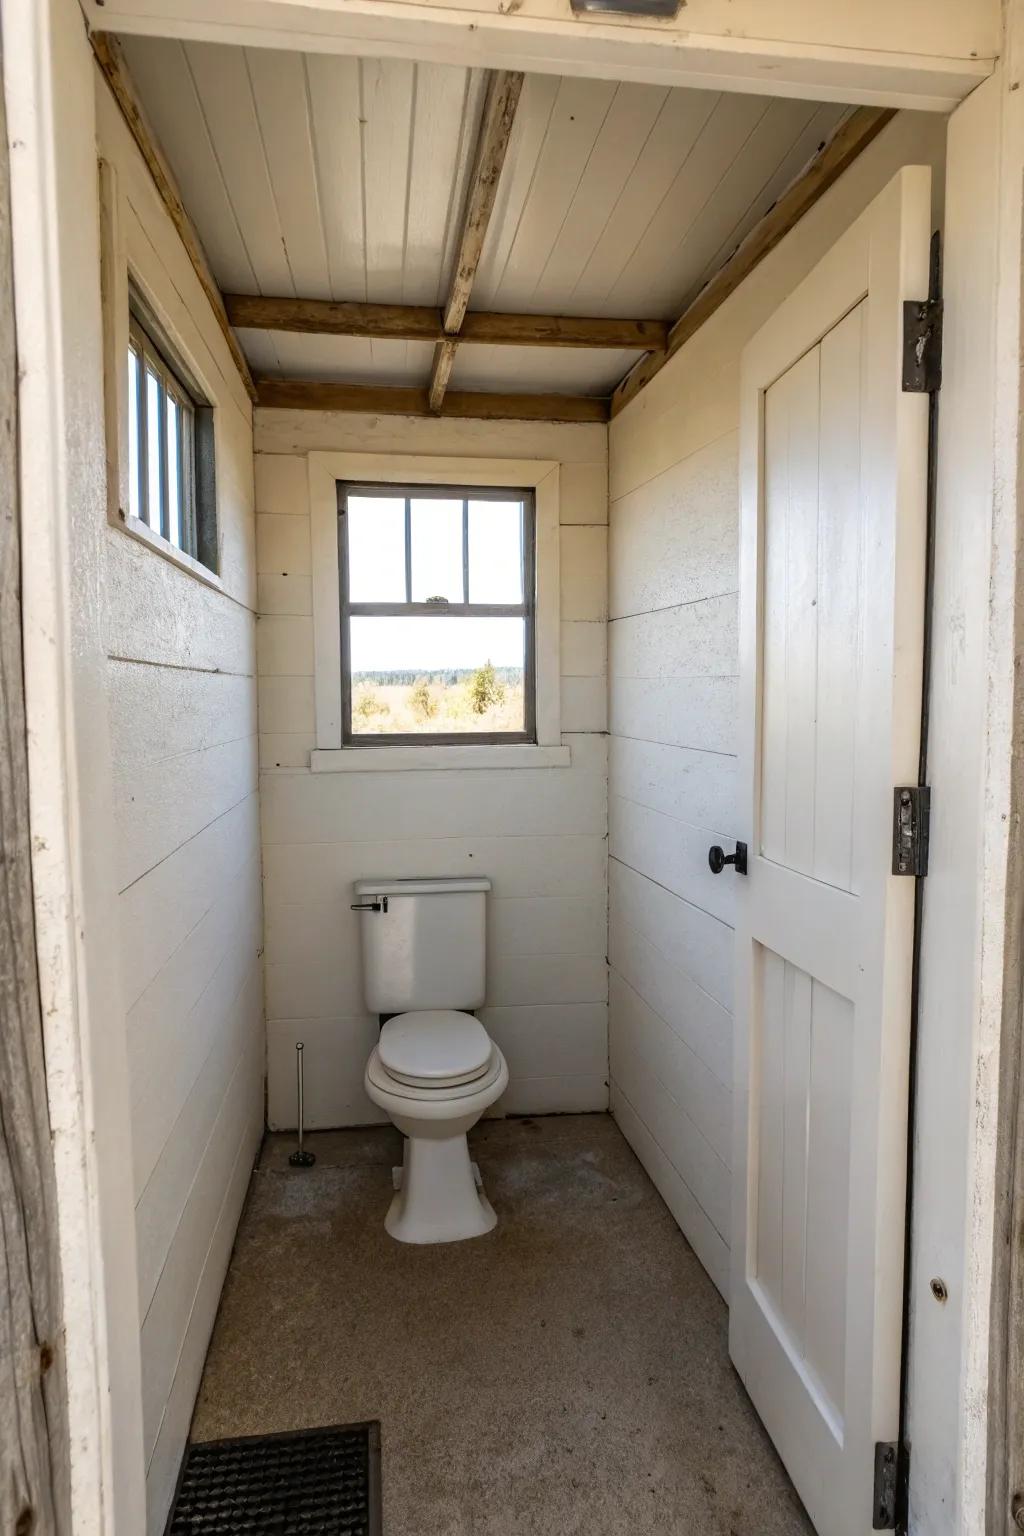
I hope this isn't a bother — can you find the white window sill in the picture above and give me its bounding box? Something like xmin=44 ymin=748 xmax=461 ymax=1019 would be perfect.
xmin=310 ymin=743 xmax=571 ymax=773
xmin=114 ymin=511 xmax=224 ymax=594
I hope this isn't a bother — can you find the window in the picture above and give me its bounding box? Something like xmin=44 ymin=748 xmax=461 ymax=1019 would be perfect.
xmin=126 ymin=296 xmax=217 ymax=569
xmin=339 ymin=483 xmax=535 ymax=745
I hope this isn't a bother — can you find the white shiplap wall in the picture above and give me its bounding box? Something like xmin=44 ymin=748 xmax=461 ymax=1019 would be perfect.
xmin=95 ymin=72 xmax=264 ymax=1533
xmin=254 ymin=411 xmax=609 ymax=1126
xmin=606 ymin=112 xmax=948 ymax=1300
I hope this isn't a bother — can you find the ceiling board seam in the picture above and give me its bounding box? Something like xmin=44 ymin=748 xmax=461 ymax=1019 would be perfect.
xmin=486 ymin=77 xmax=560 ymax=306
xmin=538 ymin=84 xmax=669 ymax=314
xmin=400 ymin=63 xmax=419 ymax=310
xmin=300 ymin=54 xmax=332 ymax=295
xmin=358 ymin=60 xmax=371 ymax=313
xmin=605 ymin=92 xmax=772 ymax=312
xmin=243 ymin=47 xmax=297 ymax=301
xmin=525 ymin=80 xmax=623 ymax=312
xmin=573 ymin=88 xmax=721 ymax=315
xmin=660 ymin=97 xmax=820 ymax=315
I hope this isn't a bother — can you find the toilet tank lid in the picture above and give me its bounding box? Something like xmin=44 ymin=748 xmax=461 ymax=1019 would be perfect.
xmin=353 ymin=876 xmax=491 ymax=897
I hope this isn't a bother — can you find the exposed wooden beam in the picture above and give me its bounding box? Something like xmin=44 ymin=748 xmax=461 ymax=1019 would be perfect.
xmin=90 ymin=33 xmax=257 ymax=404
xmin=428 ymin=69 xmax=524 ymax=414
xmin=224 ymin=293 xmax=666 ymax=352
xmin=611 ymin=106 xmax=897 ymax=418
xmin=254 ymin=376 xmax=609 ymax=424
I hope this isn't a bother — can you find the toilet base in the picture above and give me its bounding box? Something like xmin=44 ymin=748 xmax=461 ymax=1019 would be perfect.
xmin=385 ymin=1131 xmax=496 ymax=1244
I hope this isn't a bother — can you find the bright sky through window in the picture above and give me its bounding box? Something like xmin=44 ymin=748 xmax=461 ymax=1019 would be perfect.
xmin=341 ymin=487 xmax=534 ymax=742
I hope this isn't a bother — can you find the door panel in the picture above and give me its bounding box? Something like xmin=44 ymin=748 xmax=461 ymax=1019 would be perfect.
xmin=731 ymin=167 xmax=931 ymax=1536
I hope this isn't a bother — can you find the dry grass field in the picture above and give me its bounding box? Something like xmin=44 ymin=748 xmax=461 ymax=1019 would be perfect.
xmin=352 ymin=677 xmax=525 ymax=735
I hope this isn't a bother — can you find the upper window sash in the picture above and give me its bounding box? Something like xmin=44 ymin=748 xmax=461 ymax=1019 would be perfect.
xmin=128 ymin=311 xmax=197 ymax=552
xmin=339 ymin=483 xmax=534 ymax=620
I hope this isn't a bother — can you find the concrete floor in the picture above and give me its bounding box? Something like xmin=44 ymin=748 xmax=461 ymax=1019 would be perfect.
xmin=192 ymin=1114 xmax=813 ymax=1536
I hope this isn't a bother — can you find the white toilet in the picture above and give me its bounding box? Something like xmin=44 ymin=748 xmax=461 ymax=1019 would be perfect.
xmin=354 ymin=876 xmax=508 ymax=1244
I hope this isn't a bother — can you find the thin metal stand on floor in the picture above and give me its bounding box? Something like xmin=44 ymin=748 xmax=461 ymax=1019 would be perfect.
xmin=289 ymin=1041 xmax=316 ymax=1167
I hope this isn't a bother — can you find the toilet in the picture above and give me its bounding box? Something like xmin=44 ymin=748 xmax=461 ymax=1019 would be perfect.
xmin=354 ymin=876 xmax=508 ymax=1244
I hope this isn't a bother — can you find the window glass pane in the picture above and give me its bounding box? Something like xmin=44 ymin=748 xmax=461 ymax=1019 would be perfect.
xmin=167 ymin=395 xmax=181 ymax=548
xmin=410 ymin=497 xmax=463 ymax=604
xmin=128 ymin=348 xmax=142 ymax=522
xmin=347 ymin=496 xmax=406 ymax=601
xmin=349 ymin=615 xmax=525 ymax=736
xmin=146 ymin=367 xmax=163 ymax=533
xmin=468 ymin=498 xmax=524 ymax=604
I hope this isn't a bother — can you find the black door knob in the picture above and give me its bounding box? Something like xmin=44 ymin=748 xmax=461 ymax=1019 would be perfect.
xmin=708 ymin=842 xmax=747 ymax=876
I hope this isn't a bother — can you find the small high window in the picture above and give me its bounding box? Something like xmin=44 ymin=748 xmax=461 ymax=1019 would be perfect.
xmin=339 ymin=483 xmax=536 ymax=745
xmin=127 ymin=297 xmax=216 ymax=569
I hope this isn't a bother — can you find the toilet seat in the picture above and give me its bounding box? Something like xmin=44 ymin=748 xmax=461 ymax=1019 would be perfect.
xmin=378 ymin=1010 xmax=493 ymax=1090
xmin=366 ymin=1044 xmax=504 ymax=1103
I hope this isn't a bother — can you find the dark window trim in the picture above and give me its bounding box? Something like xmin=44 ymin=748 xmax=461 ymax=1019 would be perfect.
xmin=338 ymin=480 xmax=537 ymax=748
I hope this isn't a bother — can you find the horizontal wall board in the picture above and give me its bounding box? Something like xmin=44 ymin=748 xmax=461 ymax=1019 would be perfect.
xmin=558 ymin=461 xmax=608 ymax=525
xmin=609 ymin=734 xmax=736 ymax=837
xmin=105 ymin=528 xmax=255 ymax=675
xmin=609 ymin=592 xmax=737 ymax=680
xmin=113 ymin=735 xmax=259 ymax=893
xmin=118 ymin=793 xmax=259 ymax=1012
xmin=560 ymin=525 xmax=608 ymax=622
xmin=611 ymin=1086 xmax=728 ymax=1298
xmin=609 ymin=989 xmax=729 ymax=1239
xmin=143 ymin=1074 xmax=260 ymax=1524
xmin=260 ymin=732 xmax=316 ymax=770
xmin=499 ymin=1074 xmax=608 ymax=1116
xmin=609 ymin=795 xmax=735 ymax=927
xmin=108 ymin=659 xmax=256 ymax=766
xmin=130 ymin=872 xmax=262 ymax=1201
xmin=267 ymin=1014 xmax=384 ymax=1130
xmin=255 ymin=452 xmax=310 ymax=516
xmin=608 ymin=433 xmax=738 ymax=618
xmin=262 ymin=832 xmax=607 ymax=906
xmin=609 ymin=918 xmax=732 ymax=1091
xmin=135 ymin=966 xmax=262 ymax=1319
xmin=260 ymin=766 xmax=607 ymax=845
xmin=610 ymin=971 xmax=730 ymax=1165
xmin=256 ymin=511 xmax=312 ymax=576
xmin=487 ymin=952 xmax=608 ymax=1009
xmin=256 ymin=614 xmax=315 ymax=676
xmin=479 ymin=1002 xmax=608 ymax=1080
xmin=610 ymin=857 xmax=733 ymax=1015
xmin=561 ymin=677 xmax=608 ymax=734
xmin=257 ymin=573 xmax=313 ymax=616
xmin=258 ymin=675 xmax=316 ymax=736
xmin=561 ymin=621 xmax=607 ymax=678
xmin=609 ymin=676 xmax=737 ymax=756
xmin=140 ymin=1031 xmax=260 ymax=1458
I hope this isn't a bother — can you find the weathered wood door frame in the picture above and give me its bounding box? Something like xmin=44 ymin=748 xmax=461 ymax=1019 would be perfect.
xmin=0 ymin=32 xmax=71 ymax=1535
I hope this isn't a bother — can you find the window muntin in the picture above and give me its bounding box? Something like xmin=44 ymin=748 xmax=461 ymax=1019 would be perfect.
xmin=339 ymin=483 xmax=536 ymax=745
xmin=127 ymin=308 xmax=204 ymax=562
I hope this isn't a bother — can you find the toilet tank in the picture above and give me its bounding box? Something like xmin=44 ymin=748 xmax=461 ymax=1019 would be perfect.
xmin=353 ymin=877 xmax=491 ymax=1015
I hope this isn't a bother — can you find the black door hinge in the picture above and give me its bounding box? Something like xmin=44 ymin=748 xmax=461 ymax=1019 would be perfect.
xmin=892 ymin=786 xmax=930 ymax=877
xmin=902 ymin=297 xmax=943 ymax=393
xmin=873 ymin=1441 xmax=910 ymax=1529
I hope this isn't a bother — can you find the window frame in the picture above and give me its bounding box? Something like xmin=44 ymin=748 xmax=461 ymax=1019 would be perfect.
xmin=338 ymin=480 xmax=537 ymax=748
xmin=128 ymin=308 xmax=199 ymax=555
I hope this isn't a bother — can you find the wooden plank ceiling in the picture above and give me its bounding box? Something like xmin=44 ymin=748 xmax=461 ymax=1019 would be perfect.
xmin=120 ymin=37 xmax=852 ymax=413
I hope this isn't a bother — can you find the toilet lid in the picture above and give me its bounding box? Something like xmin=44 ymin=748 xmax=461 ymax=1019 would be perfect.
xmin=378 ymin=1011 xmax=493 ymax=1089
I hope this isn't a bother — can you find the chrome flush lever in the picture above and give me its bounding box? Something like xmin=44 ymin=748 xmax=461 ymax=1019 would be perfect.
xmin=708 ymin=843 xmax=747 ymax=876
xmin=350 ymin=896 xmax=389 ymax=913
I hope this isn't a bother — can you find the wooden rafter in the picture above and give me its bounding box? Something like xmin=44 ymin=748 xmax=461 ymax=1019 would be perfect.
xmin=90 ymin=33 xmax=258 ymax=404
xmin=428 ymin=70 xmax=524 ymax=414
xmin=611 ymin=106 xmax=896 ymax=417
xmin=224 ymin=293 xmax=666 ymax=352
xmin=254 ymin=376 xmax=609 ymax=423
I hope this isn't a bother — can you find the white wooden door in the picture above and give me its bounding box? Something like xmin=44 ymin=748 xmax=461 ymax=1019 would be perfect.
xmin=730 ymin=167 xmax=931 ymax=1536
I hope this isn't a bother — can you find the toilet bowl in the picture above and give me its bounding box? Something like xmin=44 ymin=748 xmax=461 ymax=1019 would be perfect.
xmin=364 ymin=1010 xmax=508 ymax=1244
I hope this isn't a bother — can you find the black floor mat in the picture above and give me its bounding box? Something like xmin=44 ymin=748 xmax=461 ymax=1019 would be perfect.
xmin=166 ymin=1421 xmax=381 ymax=1535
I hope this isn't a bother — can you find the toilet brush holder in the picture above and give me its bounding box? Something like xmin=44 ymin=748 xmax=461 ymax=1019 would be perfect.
xmin=289 ymin=1041 xmax=316 ymax=1167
